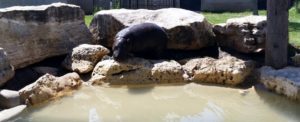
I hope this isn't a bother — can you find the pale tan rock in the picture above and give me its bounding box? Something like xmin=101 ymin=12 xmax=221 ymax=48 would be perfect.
xmin=90 ymin=55 xmax=254 ymax=86
xmin=183 ymin=55 xmax=255 ymax=85
xmin=260 ymin=66 xmax=300 ymax=101
xmin=19 ymin=72 xmax=82 ymax=105
xmin=213 ymin=16 xmax=266 ymax=53
xmin=90 ymin=58 xmax=186 ymax=85
xmin=90 ymin=8 xmax=215 ymax=50
xmin=0 ymin=48 xmax=14 ymax=86
xmin=62 ymin=44 xmax=110 ymax=74
xmin=0 ymin=3 xmax=92 ymax=69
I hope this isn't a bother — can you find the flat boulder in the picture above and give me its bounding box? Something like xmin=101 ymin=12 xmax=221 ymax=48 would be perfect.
xmin=90 ymin=58 xmax=186 ymax=85
xmin=183 ymin=55 xmax=255 ymax=85
xmin=0 ymin=48 xmax=14 ymax=86
xmin=90 ymin=8 xmax=215 ymax=50
xmin=19 ymin=72 xmax=82 ymax=105
xmin=260 ymin=66 xmax=300 ymax=101
xmin=62 ymin=44 xmax=110 ymax=74
xmin=213 ymin=16 xmax=266 ymax=53
xmin=0 ymin=3 xmax=92 ymax=69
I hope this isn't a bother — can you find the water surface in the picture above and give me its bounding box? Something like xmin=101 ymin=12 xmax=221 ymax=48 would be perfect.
xmin=12 ymin=83 xmax=300 ymax=122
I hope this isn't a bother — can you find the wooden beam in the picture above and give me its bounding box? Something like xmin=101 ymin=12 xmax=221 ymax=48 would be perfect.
xmin=265 ymin=0 xmax=289 ymax=69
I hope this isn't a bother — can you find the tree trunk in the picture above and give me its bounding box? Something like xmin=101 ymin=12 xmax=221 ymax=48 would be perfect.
xmin=265 ymin=0 xmax=289 ymax=69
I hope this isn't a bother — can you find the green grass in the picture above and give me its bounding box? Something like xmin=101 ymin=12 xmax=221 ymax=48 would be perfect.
xmin=84 ymin=8 xmax=300 ymax=46
xmin=85 ymin=15 xmax=93 ymax=27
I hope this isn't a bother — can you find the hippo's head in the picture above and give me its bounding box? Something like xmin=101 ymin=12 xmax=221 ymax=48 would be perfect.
xmin=112 ymin=36 xmax=130 ymax=62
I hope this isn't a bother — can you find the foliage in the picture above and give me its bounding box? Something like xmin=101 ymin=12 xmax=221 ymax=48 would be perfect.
xmin=84 ymin=15 xmax=93 ymax=27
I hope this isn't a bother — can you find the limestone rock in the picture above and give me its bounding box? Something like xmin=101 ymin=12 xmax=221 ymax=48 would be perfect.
xmin=90 ymin=55 xmax=253 ymax=86
xmin=213 ymin=16 xmax=266 ymax=53
xmin=0 ymin=3 xmax=93 ymax=69
xmin=90 ymin=8 xmax=215 ymax=50
xmin=182 ymin=55 xmax=255 ymax=85
xmin=90 ymin=58 xmax=186 ymax=85
xmin=0 ymin=90 xmax=21 ymax=109
xmin=260 ymin=66 xmax=300 ymax=101
xmin=0 ymin=48 xmax=14 ymax=86
xmin=62 ymin=44 xmax=110 ymax=74
xmin=0 ymin=105 xmax=26 ymax=122
xmin=19 ymin=72 xmax=82 ymax=105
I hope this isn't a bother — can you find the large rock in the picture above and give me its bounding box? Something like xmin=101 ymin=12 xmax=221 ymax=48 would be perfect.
xmin=90 ymin=8 xmax=215 ymax=50
xmin=213 ymin=16 xmax=266 ymax=53
xmin=19 ymin=72 xmax=82 ymax=105
xmin=90 ymin=55 xmax=254 ymax=86
xmin=260 ymin=66 xmax=300 ymax=101
xmin=183 ymin=55 xmax=255 ymax=85
xmin=90 ymin=58 xmax=186 ymax=85
xmin=0 ymin=48 xmax=14 ymax=86
xmin=62 ymin=44 xmax=110 ymax=74
xmin=0 ymin=3 xmax=92 ymax=69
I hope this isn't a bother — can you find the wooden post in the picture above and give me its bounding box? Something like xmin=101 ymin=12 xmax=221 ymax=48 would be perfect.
xmin=265 ymin=0 xmax=289 ymax=69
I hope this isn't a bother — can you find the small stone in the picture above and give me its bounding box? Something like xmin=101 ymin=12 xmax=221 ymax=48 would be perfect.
xmin=0 ymin=90 xmax=21 ymax=109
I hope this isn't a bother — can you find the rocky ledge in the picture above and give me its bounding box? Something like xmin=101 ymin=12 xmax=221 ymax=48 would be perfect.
xmin=90 ymin=8 xmax=215 ymax=50
xmin=90 ymin=54 xmax=254 ymax=86
xmin=260 ymin=66 xmax=300 ymax=101
xmin=0 ymin=3 xmax=92 ymax=69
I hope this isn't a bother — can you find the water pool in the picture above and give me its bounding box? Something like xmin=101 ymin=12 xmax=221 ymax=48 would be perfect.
xmin=12 ymin=83 xmax=300 ymax=122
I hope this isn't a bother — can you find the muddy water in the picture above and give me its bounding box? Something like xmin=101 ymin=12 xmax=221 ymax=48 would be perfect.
xmin=13 ymin=83 xmax=300 ymax=122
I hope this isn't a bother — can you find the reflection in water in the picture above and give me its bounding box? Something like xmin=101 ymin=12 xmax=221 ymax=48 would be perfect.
xmin=89 ymin=108 xmax=101 ymax=122
xmin=14 ymin=83 xmax=300 ymax=122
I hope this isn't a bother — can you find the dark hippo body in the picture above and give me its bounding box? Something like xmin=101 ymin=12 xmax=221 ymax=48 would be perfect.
xmin=113 ymin=23 xmax=168 ymax=61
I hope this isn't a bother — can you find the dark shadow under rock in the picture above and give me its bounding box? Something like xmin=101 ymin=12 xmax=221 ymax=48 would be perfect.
xmin=1 ymin=55 xmax=69 ymax=91
xmin=164 ymin=46 xmax=219 ymax=61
